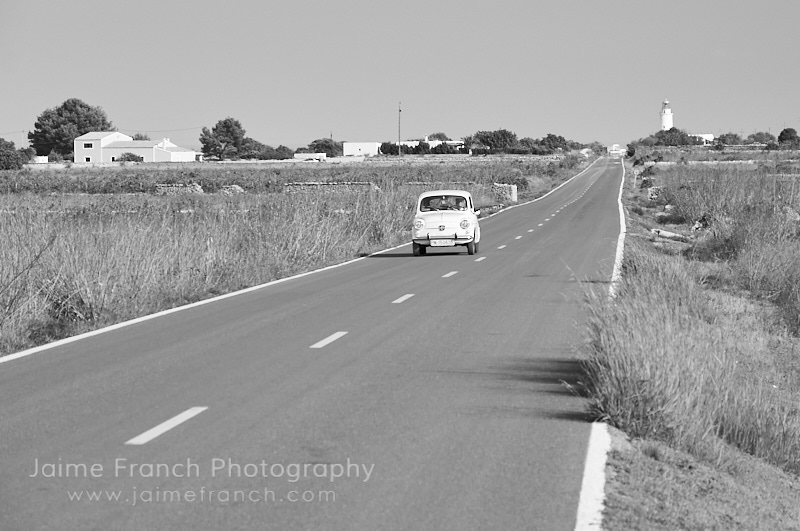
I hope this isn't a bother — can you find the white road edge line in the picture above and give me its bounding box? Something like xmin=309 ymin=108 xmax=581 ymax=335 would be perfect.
xmin=574 ymin=422 xmax=611 ymax=530
xmin=574 ymin=158 xmax=626 ymax=531
xmin=609 ymin=159 xmax=627 ymax=300
xmin=442 ymin=271 xmax=458 ymax=278
xmin=1 ymin=158 xmax=601 ymax=367
xmin=310 ymin=331 xmax=348 ymax=349
xmin=392 ymin=294 xmax=414 ymax=304
xmin=125 ymin=407 xmax=208 ymax=446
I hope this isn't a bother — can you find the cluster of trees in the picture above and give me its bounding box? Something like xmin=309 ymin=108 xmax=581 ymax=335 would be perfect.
xmin=199 ymin=117 xmax=294 ymax=160
xmin=375 ymin=129 xmax=599 ymax=157
xmin=627 ymin=127 xmax=800 ymax=156
xmin=463 ymin=129 xmax=593 ymax=155
xmin=379 ymin=141 xmax=460 ymax=156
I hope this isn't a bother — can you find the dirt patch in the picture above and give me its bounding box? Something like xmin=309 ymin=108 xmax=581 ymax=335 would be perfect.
xmin=603 ymin=429 xmax=800 ymax=530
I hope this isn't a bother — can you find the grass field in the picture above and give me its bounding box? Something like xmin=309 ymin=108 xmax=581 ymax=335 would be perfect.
xmin=0 ymin=155 xmax=585 ymax=356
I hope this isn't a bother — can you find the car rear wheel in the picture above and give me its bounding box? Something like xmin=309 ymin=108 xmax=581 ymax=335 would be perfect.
xmin=413 ymin=242 xmax=426 ymax=256
xmin=466 ymin=241 xmax=476 ymax=255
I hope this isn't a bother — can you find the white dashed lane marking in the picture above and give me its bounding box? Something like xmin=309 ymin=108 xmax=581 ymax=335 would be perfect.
xmin=310 ymin=331 xmax=348 ymax=349
xmin=475 ymin=257 xmax=486 ymax=262
xmin=442 ymin=271 xmax=458 ymax=278
xmin=497 ymin=245 xmax=507 ymax=249
xmin=392 ymin=294 xmax=414 ymax=304
xmin=515 ymin=236 xmax=522 ymax=240
xmin=125 ymin=407 xmax=208 ymax=445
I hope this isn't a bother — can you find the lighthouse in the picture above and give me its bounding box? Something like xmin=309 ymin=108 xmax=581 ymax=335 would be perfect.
xmin=660 ymin=99 xmax=674 ymax=130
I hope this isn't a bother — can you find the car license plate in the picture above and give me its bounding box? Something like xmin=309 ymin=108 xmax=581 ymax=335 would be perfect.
xmin=430 ymin=239 xmax=455 ymax=247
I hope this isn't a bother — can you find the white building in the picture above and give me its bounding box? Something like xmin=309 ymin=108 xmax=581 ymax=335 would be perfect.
xmin=660 ymin=99 xmax=674 ymax=130
xmin=343 ymin=142 xmax=381 ymax=157
xmin=397 ymin=136 xmax=464 ymax=150
xmin=73 ymin=132 xmax=197 ymax=163
xmin=689 ymin=133 xmax=715 ymax=145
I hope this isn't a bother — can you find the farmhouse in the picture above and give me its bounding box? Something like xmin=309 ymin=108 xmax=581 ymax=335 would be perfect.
xmin=343 ymin=142 xmax=381 ymax=157
xmin=73 ymin=132 xmax=198 ymax=163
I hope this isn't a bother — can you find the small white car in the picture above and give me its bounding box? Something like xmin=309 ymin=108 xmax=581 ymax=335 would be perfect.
xmin=411 ymin=190 xmax=481 ymax=256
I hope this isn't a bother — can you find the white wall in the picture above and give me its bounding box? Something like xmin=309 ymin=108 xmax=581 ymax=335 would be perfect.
xmin=73 ymin=132 xmax=131 ymax=163
xmin=343 ymin=142 xmax=381 ymax=157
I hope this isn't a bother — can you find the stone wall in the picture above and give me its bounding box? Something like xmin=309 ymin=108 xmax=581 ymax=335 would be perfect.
xmin=283 ymin=182 xmax=381 ymax=194
xmin=491 ymin=182 xmax=518 ymax=202
xmin=155 ymin=182 xmax=205 ymax=195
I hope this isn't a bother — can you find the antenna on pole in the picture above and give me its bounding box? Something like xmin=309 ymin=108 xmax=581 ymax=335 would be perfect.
xmin=398 ymin=101 xmax=402 ymax=157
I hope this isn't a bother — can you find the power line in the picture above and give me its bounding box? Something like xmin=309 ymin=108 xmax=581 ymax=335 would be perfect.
xmin=117 ymin=126 xmax=204 ymax=133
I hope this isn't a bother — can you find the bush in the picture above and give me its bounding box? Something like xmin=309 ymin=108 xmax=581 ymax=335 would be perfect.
xmin=0 ymin=139 xmax=24 ymax=170
xmin=118 ymin=152 xmax=143 ymax=162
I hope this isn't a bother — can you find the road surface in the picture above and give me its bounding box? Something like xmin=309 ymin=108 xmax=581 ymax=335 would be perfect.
xmin=0 ymin=157 xmax=624 ymax=530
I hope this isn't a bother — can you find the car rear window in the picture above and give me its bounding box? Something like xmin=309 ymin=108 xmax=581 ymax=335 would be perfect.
xmin=420 ymin=195 xmax=468 ymax=211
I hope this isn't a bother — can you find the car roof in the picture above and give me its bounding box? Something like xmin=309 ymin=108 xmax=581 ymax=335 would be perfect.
xmin=417 ymin=190 xmax=472 ymax=199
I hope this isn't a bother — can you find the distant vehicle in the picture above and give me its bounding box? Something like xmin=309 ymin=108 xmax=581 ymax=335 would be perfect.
xmin=411 ymin=190 xmax=481 ymax=256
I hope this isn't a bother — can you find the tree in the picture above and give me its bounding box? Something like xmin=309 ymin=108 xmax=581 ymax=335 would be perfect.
xmin=427 ymin=132 xmax=451 ymax=141
xmin=653 ymin=127 xmax=700 ymax=146
xmin=0 ymin=138 xmax=25 ymax=170
xmin=132 ymin=132 xmax=150 ymax=141
xmin=28 ymin=98 xmax=114 ymax=157
xmin=273 ymin=145 xmax=294 ymax=159
xmin=745 ymin=131 xmax=776 ymax=145
xmin=472 ymin=129 xmax=518 ymax=151
xmin=380 ymin=142 xmax=398 ymax=155
xmin=539 ymin=133 xmax=568 ymax=152
xmin=239 ymin=137 xmax=269 ymax=159
xmin=778 ymin=128 xmax=799 ymax=148
xmin=307 ymin=138 xmax=343 ymax=158
xmin=199 ymin=117 xmax=247 ymax=160
xmin=716 ymin=132 xmax=742 ymax=145
xmin=430 ymin=142 xmax=458 ymax=154
xmin=413 ymin=142 xmax=431 ymax=155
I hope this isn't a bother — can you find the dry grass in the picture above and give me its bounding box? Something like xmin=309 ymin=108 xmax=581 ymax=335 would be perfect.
xmin=580 ymin=157 xmax=800 ymax=528
xmin=582 ymin=237 xmax=800 ymax=473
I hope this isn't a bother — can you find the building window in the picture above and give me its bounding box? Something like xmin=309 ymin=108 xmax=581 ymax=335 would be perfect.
xmin=85 ymin=157 xmax=91 ymax=162
xmin=83 ymin=143 xmax=93 ymax=149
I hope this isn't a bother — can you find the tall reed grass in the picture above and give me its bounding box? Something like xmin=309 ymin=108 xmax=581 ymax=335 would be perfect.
xmin=663 ymin=166 xmax=800 ymax=333
xmin=581 ymin=238 xmax=800 ymax=473
xmin=0 ymin=190 xmax=410 ymax=354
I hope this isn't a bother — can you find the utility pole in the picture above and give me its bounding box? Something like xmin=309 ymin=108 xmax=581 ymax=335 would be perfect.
xmin=398 ymin=101 xmax=402 ymax=157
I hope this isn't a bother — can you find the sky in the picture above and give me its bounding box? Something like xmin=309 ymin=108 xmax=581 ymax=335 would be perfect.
xmin=2 ymin=0 xmax=799 ymax=151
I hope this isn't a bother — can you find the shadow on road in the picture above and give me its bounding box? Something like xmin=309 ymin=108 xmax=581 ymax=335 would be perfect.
xmin=447 ymin=356 xmax=594 ymax=423
xmin=364 ymin=251 xmax=469 ymax=258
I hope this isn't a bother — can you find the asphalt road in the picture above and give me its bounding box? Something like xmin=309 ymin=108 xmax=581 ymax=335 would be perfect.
xmin=0 ymin=157 xmax=624 ymax=531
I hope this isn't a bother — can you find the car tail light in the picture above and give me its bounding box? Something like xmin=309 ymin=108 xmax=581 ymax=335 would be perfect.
xmin=413 ymin=218 xmax=425 ymax=230
xmin=459 ymin=219 xmax=470 ymax=229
